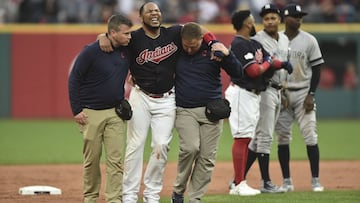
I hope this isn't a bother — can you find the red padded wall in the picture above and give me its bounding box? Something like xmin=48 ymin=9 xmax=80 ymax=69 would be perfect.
xmin=11 ymin=33 xmax=95 ymax=118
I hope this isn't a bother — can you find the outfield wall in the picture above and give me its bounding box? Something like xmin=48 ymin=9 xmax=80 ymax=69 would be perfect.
xmin=0 ymin=24 xmax=359 ymax=118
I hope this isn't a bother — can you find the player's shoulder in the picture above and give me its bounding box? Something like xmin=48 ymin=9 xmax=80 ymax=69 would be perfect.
xmin=161 ymin=24 xmax=182 ymax=34
xmin=82 ymin=41 xmax=99 ymax=53
xmin=255 ymin=30 xmax=267 ymax=38
xmin=299 ymin=30 xmax=317 ymax=41
xmin=77 ymin=41 xmax=98 ymax=59
xmin=250 ymin=38 xmax=263 ymax=46
xmin=131 ymin=27 xmax=145 ymax=37
xmin=251 ymin=30 xmax=265 ymax=42
xmin=278 ymin=32 xmax=289 ymax=43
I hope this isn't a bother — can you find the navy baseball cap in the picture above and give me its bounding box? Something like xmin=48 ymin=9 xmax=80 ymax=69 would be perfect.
xmin=259 ymin=3 xmax=280 ymax=17
xmin=283 ymin=4 xmax=307 ymax=17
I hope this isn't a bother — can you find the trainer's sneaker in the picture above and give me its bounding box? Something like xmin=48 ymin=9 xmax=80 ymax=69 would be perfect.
xmin=312 ymin=177 xmax=324 ymax=192
xmin=171 ymin=192 xmax=184 ymax=203
xmin=229 ymin=180 xmax=260 ymax=196
xmin=279 ymin=178 xmax=295 ymax=192
xmin=261 ymin=180 xmax=286 ymax=193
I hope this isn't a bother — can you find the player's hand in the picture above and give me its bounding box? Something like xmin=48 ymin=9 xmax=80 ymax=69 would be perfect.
xmin=210 ymin=42 xmax=228 ymax=61
xmin=98 ymin=33 xmax=113 ymax=52
xmin=282 ymin=61 xmax=293 ymax=74
xmin=74 ymin=111 xmax=88 ymax=125
xmin=303 ymin=94 xmax=315 ymax=113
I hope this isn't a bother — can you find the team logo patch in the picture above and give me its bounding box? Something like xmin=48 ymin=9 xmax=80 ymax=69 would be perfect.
xmin=136 ymin=42 xmax=178 ymax=64
xmin=244 ymin=52 xmax=254 ymax=60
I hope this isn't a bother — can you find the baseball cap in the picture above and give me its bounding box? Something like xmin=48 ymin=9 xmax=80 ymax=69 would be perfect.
xmin=259 ymin=3 xmax=280 ymax=17
xmin=283 ymin=4 xmax=307 ymax=17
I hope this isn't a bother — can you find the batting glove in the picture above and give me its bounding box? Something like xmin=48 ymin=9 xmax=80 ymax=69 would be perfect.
xmin=282 ymin=61 xmax=293 ymax=74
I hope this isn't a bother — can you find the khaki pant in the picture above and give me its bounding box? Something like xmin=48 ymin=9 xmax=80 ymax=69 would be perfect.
xmin=81 ymin=108 xmax=125 ymax=203
xmin=173 ymin=107 xmax=223 ymax=202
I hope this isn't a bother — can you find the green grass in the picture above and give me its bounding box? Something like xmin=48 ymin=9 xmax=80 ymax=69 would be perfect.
xmin=0 ymin=119 xmax=359 ymax=164
xmin=1 ymin=119 xmax=359 ymax=202
xmin=157 ymin=191 xmax=360 ymax=203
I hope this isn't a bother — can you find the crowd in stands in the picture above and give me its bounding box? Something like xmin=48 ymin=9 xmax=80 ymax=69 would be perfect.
xmin=0 ymin=0 xmax=359 ymax=24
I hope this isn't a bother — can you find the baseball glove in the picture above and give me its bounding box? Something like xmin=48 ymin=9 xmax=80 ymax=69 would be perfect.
xmin=205 ymin=98 xmax=231 ymax=122
xmin=115 ymin=99 xmax=132 ymax=120
xmin=303 ymin=93 xmax=315 ymax=113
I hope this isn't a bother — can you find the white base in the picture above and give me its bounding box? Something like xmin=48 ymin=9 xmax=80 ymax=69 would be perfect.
xmin=19 ymin=185 xmax=62 ymax=195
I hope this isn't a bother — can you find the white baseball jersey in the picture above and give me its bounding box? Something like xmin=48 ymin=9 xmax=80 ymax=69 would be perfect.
xmin=280 ymin=30 xmax=324 ymax=89
xmin=252 ymin=30 xmax=289 ymax=84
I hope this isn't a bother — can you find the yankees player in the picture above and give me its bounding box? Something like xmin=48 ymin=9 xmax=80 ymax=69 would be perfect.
xmin=98 ymin=3 xmax=219 ymax=203
xmin=68 ymin=14 xmax=133 ymax=203
xmin=275 ymin=4 xmax=325 ymax=192
xmin=226 ymin=10 xmax=293 ymax=196
xmin=171 ymin=22 xmax=243 ymax=203
xmin=244 ymin=3 xmax=291 ymax=193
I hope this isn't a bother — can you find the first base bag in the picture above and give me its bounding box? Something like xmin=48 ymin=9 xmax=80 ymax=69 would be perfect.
xmin=205 ymin=98 xmax=231 ymax=122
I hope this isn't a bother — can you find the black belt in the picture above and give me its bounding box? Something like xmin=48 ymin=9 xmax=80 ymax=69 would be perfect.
xmin=245 ymin=88 xmax=261 ymax=95
xmin=287 ymin=87 xmax=307 ymax=91
xmin=135 ymin=85 xmax=173 ymax=98
xmin=270 ymin=83 xmax=283 ymax=90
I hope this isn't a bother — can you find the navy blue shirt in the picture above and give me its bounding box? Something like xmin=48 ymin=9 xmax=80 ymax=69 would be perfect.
xmin=68 ymin=41 xmax=130 ymax=115
xmin=130 ymin=25 xmax=182 ymax=94
xmin=175 ymin=42 xmax=243 ymax=108
xmin=230 ymin=35 xmax=274 ymax=91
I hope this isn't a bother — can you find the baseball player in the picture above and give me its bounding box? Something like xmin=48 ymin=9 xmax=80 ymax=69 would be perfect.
xmin=275 ymin=4 xmax=325 ymax=192
xmin=226 ymin=10 xmax=292 ymax=196
xmin=98 ymin=3 xmax=219 ymax=203
xmin=68 ymin=14 xmax=133 ymax=203
xmin=244 ymin=3 xmax=291 ymax=193
xmin=171 ymin=22 xmax=243 ymax=203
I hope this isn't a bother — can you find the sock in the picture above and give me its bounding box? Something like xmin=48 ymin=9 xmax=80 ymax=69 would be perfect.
xmin=257 ymin=153 xmax=270 ymax=182
xmin=232 ymin=138 xmax=251 ymax=184
xmin=245 ymin=148 xmax=257 ymax=177
xmin=307 ymin=144 xmax=320 ymax=177
xmin=278 ymin=144 xmax=290 ymax=179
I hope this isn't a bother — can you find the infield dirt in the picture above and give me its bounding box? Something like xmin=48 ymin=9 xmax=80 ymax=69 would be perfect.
xmin=0 ymin=160 xmax=359 ymax=203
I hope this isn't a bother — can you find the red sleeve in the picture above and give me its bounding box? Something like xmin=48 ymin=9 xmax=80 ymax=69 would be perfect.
xmin=271 ymin=58 xmax=283 ymax=69
xmin=245 ymin=61 xmax=271 ymax=78
xmin=203 ymin=32 xmax=217 ymax=45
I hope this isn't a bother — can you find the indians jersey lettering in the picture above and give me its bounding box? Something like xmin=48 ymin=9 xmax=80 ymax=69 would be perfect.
xmin=129 ymin=25 xmax=182 ymax=94
xmin=136 ymin=42 xmax=178 ymax=65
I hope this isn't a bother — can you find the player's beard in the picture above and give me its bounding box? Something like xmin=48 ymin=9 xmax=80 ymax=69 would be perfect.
xmin=250 ymin=26 xmax=256 ymax=36
xmin=143 ymin=21 xmax=161 ymax=33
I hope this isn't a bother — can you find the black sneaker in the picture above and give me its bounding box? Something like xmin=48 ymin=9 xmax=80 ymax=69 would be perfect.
xmin=171 ymin=192 xmax=184 ymax=203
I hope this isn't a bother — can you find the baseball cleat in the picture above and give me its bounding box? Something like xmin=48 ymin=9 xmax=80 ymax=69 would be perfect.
xmin=260 ymin=180 xmax=286 ymax=193
xmin=312 ymin=177 xmax=324 ymax=192
xmin=279 ymin=178 xmax=295 ymax=192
